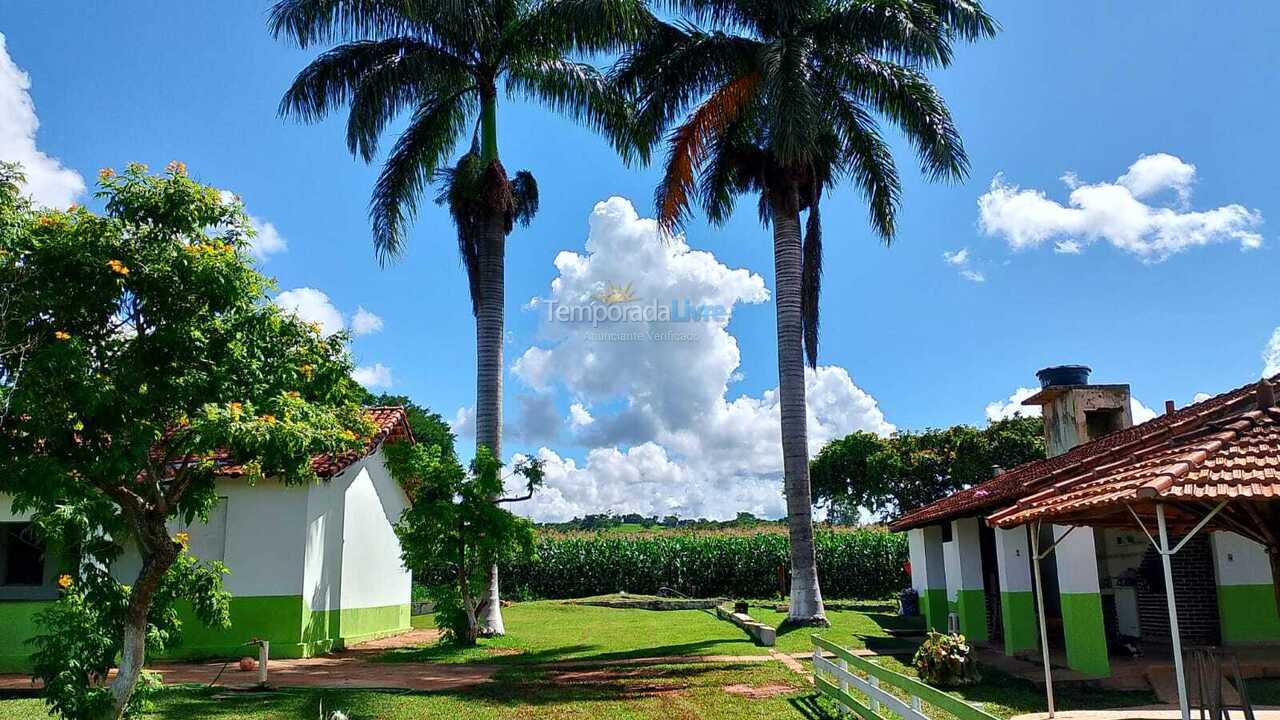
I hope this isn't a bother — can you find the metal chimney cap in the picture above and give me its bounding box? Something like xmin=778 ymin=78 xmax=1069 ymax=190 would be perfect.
xmin=1036 ymin=365 xmax=1092 ymax=388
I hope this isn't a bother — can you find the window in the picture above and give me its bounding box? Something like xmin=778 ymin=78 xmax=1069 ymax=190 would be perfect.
xmin=1 ymin=522 xmax=46 ymax=586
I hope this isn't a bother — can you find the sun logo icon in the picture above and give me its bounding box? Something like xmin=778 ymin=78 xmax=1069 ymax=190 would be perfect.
xmin=593 ymin=282 xmax=638 ymax=305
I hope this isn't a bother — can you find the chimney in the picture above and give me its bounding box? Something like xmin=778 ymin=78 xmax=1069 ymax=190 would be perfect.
xmin=1021 ymin=365 xmax=1133 ymax=458
xmin=1165 ymin=400 xmax=1176 ymax=415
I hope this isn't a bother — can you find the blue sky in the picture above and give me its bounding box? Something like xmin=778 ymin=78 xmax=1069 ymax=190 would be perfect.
xmin=3 ymin=2 xmax=1277 ymax=520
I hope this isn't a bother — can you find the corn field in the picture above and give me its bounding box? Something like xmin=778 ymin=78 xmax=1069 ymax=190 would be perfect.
xmin=498 ymin=527 xmax=908 ymax=600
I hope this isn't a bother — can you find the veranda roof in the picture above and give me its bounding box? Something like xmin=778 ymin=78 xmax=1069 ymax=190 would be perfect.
xmin=889 ymin=374 xmax=1277 ymax=533
xmin=986 ymin=380 xmax=1280 ymax=549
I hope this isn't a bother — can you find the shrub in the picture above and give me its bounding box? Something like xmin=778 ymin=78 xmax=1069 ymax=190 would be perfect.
xmin=913 ymin=630 xmax=981 ymax=687
xmin=494 ymin=527 xmax=906 ymax=600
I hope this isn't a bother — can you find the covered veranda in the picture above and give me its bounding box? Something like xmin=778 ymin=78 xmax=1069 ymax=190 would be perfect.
xmin=988 ymin=382 xmax=1280 ymax=720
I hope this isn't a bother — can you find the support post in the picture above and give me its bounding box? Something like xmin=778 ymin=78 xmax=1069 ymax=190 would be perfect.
xmin=1030 ymin=522 xmax=1056 ymax=719
xmin=1157 ymin=504 xmax=1190 ymax=720
xmin=257 ymin=640 xmax=269 ymax=687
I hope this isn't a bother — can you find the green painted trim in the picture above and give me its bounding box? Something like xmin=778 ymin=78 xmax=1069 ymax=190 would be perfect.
xmin=1060 ymin=592 xmax=1110 ymax=677
xmin=1000 ymin=591 xmax=1038 ymax=655
xmin=954 ymin=589 xmax=988 ymax=642
xmin=1217 ymin=584 xmax=1280 ymax=644
xmin=338 ymin=603 xmax=411 ymax=645
xmin=0 ymin=600 xmax=53 ymax=673
xmin=921 ymin=588 xmax=949 ymax=632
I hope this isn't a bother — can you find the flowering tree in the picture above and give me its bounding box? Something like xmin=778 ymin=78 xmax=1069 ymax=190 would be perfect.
xmin=391 ymin=447 xmax=541 ymax=645
xmin=0 ymin=163 xmax=372 ymax=719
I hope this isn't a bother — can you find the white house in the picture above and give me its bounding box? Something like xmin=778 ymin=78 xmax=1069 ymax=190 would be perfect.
xmin=0 ymin=406 xmax=415 ymax=672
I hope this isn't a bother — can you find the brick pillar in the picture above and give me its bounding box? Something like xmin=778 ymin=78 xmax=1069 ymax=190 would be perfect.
xmin=1054 ymin=525 xmax=1110 ymax=677
xmin=994 ymin=525 xmax=1038 ymax=655
xmin=909 ymin=526 xmax=949 ymax=632
xmin=1211 ymin=532 xmax=1280 ymax=644
xmin=944 ymin=517 xmax=988 ymax=642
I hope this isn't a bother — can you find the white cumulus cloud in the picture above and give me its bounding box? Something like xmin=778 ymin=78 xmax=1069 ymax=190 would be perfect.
xmin=506 ymin=196 xmax=894 ymax=522
xmin=352 ymin=363 xmax=392 ymax=389
xmin=219 ymin=190 xmax=288 ymax=261
xmin=350 ymin=306 xmax=384 ymax=336
xmin=0 ymin=33 xmax=84 ymax=208
xmin=985 ymin=386 xmax=1157 ymax=425
xmin=1264 ymin=327 xmax=1280 ymax=378
xmin=942 ymin=248 xmax=985 ymax=282
xmin=274 ymin=287 xmax=345 ymax=336
xmin=978 ymin=153 xmax=1264 ymax=260
xmin=274 ymin=288 xmax=384 ymax=338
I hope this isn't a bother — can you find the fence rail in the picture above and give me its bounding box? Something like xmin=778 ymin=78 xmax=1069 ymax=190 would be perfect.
xmin=811 ymin=635 xmax=998 ymax=720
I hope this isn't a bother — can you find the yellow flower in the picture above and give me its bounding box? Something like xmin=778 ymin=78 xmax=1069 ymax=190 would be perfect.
xmin=98 ymin=168 xmax=116 ymax=181
xmin=106 ymin=259 xmax=130 ymax=276
xmin=126 ymin=162 xmax=148 ymax=174
xmin=261 ymin=414 xmax=277 ymax=425
xmin=300 ymin=364 xmax=315 ymax=379
xmin=176 ymin=414 xmax=190 ymax=428
xmin=174 ymin=531 xmax=190 ymax=548
xmin=54 ymin=330 xmax=71 ymax=341
xmin=228 ymin=402 xmax=243 ymax=417
xmin=57 ymin=575 xmax=73 ymax=590
xmin=38 ymin=216 xmax=57 ymax=227
xmin=341 ymin=429 xmax=358 ymax=441
xmin=285 ymin=391 xmax=301 ymax=399
xmin=165 ymin=160 xmax=187 ymax=176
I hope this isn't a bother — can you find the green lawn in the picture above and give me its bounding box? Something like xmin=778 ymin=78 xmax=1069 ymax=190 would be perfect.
xmin=392 ymin=601 xmax=770 ymax=664
xmin=0 ymin=663 xmax=832 ymax=720
xmin=747 ymin=606 xmax=924 ymax=655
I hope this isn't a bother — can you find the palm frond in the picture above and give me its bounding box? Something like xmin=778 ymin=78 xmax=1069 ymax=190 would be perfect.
xmin=510 ymin=171 xmax=539 ymax=227
xmin=268 ymin=0 xmax=422 ymax=46
xmin=369 ymin=91 xmax=476 ymax=265
xmin=838 ymin=55 xmax=968 ymax=182
xmin=611 ymin=23 xmax=763 ymax=162
xmin=344 ymin=45 xmax=473 ymax=161
xmin=279 ymin=38 xmax=438 ymax=123
xmin=920 ymin=0 xmax=999 ymax=41
xmin=434 ymin=140 xmax=487 ymax=313
xmin=828 ymin=93 xmax=900 ymax=240
xmin=806 ymin=1 xmax=951 ymax=67
xmin=506 ymin=59 xmax=637 ymax=162
xmin=801 ymin=187 xmax=821 ymax=368
xmin=655 ymin=71 xmax=762 ymax=232
xmin=513 ymin=0 xmax=655 ymax=56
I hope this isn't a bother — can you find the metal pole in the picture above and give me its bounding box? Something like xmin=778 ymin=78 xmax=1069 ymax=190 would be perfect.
xmin=1030 ymin=522 xmax=1055 ymax=718
xmin=1157 ymin=504 xmax=1190 ymax=720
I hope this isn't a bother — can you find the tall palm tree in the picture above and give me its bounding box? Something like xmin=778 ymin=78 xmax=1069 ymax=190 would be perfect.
xmin=271 ymin=0 xmax=646 ymax=634
xmin=613 ymin=0 xmax=995 ymax=625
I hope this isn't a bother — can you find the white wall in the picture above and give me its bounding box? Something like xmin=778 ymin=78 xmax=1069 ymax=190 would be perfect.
xmin=1212 ymin=532 xmax=1274 ymax=586
xmin=0 ymin=495 xmax=31 ymax=522
xmin=114 ymin=479 xmax=310 ymax=597
xmin=339 ymin=451 xmax=411 ymax=610
xmin=995 ymin=526 xmax=1033 ymax=593
xmin=1054 ymin=525 xmax=1102 ymax=593
xmin=303 ymin=465 xmax=347 ymax=614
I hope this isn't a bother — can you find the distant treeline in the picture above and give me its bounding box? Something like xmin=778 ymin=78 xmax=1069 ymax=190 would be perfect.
xmin=535 ymin=511 xmax=790 ymax=533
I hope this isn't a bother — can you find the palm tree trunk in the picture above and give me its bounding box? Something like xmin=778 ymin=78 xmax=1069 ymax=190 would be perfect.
xmin=475 ymin=208 xmax=507 ymax=636
xmin=770 ymin=194 xmax=828 ymax=627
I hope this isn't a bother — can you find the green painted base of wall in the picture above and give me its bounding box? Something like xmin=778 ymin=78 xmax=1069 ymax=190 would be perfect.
xmin=954 ymin=589 xmax=989 ymax=642
xmin=0 ymin=600 xmax=52 ymax=673
xmin=1000 ymin=591 xmax=1038 ymax=655
xmin=1060 ymin=592 xmax=1110 ymax=677
xmin=0 ymin=596 xmax=411 ymax=672
xmin=1218 ymin=584 xmax=1280 ymax=644
xmin=921 ymin=589 xmax=949 ymax=632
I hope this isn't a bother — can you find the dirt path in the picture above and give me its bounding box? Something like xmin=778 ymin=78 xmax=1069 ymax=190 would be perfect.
xmin=0 ymin=629 xmax=498 ymax=693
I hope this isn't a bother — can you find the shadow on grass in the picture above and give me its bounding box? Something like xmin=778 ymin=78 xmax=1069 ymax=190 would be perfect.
xmin=137 ymin=661 xmax=826 ymax=719
xmin=865 ymin=612 xmax=925 ymax=632
xmin=377 ymin=636 xmax=762 ymax=667
xmin=941 ymin=665 xmax=1158 ymax=715
xmin=787 ymin=692 xmax=841 ymax=719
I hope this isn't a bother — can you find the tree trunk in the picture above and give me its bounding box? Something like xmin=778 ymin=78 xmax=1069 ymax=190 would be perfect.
xmin=475 ymin=208 xmax=507 ymax=636
xmin=770 ymin=194 xmax=828 ymax=627
xmin=108 ymin=538 xmax=177 ymax=720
